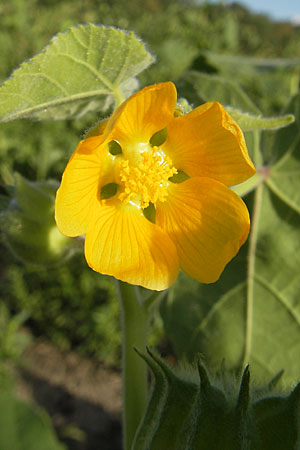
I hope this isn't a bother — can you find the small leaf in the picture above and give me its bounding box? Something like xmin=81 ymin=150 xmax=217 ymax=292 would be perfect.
xmin=226 ymin=108 xmax=295 ymax=131
xmin=0 ymin=24 xmax=154 ymax=121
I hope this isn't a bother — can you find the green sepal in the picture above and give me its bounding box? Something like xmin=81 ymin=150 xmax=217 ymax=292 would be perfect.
xmin=169 ymin=170 xmax=190 ymax=183
xmin=174 ymin=98 xmax=193 ymax=117
xmin=133 ymin=352 xmax=300 ymax=450
xmin=268 ymin=370 xmax=284 ymax=392
xmin=133 ymin=348 xmax=199 ymax=450
xmin=107 ymin=140 xmax=123 ymax=155
xmin=150 ymin=128 xmax=167 ymax=147
xmin=189 ymin=362 xmax=234 ymax=450
xmin=252 ymin=382 xmax=300 ymax=449
xmin=100 ymin=182 xmax=118 ymax=199
xmin=148 ymin=351 xmax=199 ymax=450
xmin=143 ymin=203 xmax=156 ymax=224
xmin=132 ymin=348 xmax=168 ymax=449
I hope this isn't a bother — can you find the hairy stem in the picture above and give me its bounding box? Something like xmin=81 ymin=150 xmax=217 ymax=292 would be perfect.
xmin=115 ymin=280 xmax=148 ymax=450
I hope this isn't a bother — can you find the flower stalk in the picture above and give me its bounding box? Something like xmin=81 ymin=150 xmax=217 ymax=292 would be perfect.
xmin=115 ymin=280 xmax=148 ymax=450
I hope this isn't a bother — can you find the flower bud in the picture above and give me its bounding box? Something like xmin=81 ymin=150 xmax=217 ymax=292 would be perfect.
xmin=1 ymin=174 xmax=80 ymax=265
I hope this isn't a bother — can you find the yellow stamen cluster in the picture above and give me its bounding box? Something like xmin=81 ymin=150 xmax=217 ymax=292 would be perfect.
xmin=118 ymin=147 xmax=177 ymax=208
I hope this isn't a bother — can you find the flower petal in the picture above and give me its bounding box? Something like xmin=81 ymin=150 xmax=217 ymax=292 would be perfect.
xmin=156 ymin=178 xmax=250 ymax=283
xmin=164 ymin=101 xmax=255 ymax=186
xmin=103 ymin=82 xmax=177 ymax=146
xmin=55 ymin=136 xmax=112 ymax=237
xmin=85 ymin=203 xmax=179 ymax=290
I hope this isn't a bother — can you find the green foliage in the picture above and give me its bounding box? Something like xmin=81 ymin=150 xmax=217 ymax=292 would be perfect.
xmin=2 ymin=257 xmax=122 ymax=366
xmin=0 ymin=303 xmax=31 ymax=364
xmin=2 ymin=259 xmax=165 ymax=367
xmin=1 ymin=0 xmax=300 ymax=371
xmin=161 ymin=84 xmax=300 ymax=387
xmin=202 ymin=51 xmax=300 ymax=115
xmin=178 ymin=71 xmax=260 ymax=115
xmin=0 ymin=24 xmax=154 ymax=121
xmin=1 ymin=174 xmax=77 ymax=265
xmin=226 ymin=108 xmax=295 ymax=132
xmin=0 ymin=378 xmax=65 ymax=450
xmin=133 ymin=350 xmax=300 ymax=450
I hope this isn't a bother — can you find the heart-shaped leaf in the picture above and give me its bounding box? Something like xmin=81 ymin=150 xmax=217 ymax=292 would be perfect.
xmin=0 ymin=24 xmax=154 ymax=121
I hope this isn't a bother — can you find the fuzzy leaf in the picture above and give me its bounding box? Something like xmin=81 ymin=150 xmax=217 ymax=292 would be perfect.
xmin=133 ymin=348 xmax=199 ymax=450
xmin=134 ymin=354 xmax=300 ymax=449
xmin=0 ymin=24 xmax=154 ymax=121
xmin=226 ymin=108 xmax=295 ymax=131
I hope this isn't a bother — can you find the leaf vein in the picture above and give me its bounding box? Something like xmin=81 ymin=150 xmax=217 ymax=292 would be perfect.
xmin=114 ymin=34 xmax=132 ymax=85
xmin=55 ymin=52 xmax=115 ymax=90
xmin=70 ymin=27 xmax=89 ymax=51
xmin=266 ymin=178 xmax=300 ymax=215
xmin=188 ymin=282 xmax=246 ymax=349
xmin=17 ymin=72 xmax=69 ymax=96
xmin=255 ymin=274 xmax=300 ymax=327
xmin=0 ymin=89 xmax=111 ymax=122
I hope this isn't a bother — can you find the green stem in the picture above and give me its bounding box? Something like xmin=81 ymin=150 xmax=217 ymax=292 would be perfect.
xmin=114 ymin=87 xmax=125 ymax=107
xmin=242 ymin=181 xmax=263 ymax=368
xmin=115 ymin=280 xmax=148 ymax=450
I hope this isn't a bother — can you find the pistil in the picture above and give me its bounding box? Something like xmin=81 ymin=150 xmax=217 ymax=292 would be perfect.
xmin=118 ymin=146 xmax=177 ymax=208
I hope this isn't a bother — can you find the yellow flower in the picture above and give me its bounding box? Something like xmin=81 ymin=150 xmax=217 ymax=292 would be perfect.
xmin=55 ymin=82 xmax=255 ymax=291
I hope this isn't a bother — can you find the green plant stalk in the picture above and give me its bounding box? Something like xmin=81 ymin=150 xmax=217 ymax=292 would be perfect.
xmin=115 ymin=280 xmax=148 ymax=450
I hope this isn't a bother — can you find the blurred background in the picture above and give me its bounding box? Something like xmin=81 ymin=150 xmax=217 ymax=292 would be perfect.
xmin=0 ymin=0 xmax=300 ymax=449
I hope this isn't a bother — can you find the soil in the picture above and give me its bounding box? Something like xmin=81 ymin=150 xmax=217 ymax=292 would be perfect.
xmin=15 ymin=340 xmax=122 ymax=450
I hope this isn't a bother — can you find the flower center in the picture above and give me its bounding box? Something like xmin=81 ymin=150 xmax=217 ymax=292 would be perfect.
xmin=118 ymin=146 xmax=177 ymax=209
